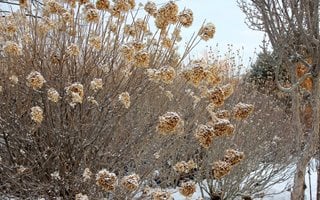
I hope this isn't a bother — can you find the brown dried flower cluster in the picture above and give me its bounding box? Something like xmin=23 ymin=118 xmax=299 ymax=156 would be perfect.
xmin=155 ymin=1 xmax=178 ymax=29
xmin=85 ymin=9 xmax=100 ymax=23
xmin=194 ymin=124 xmax=215 ymax=148
xmin=83 ymin=168 xmax=92 ymax=181
xmin=47 ymin=88 xmax=60 ymax=103
xmin=144 ymin=1 xmax=157 ymax=16
xmin=215 ymin=110 xmax=230 ymax=119
xmin=211 ymin=118 xmax=234 ymax=136
xmin=90 ymin=78 xmax=103 ymax=91
xmin=96 ymin=169 xmax=117 ymax=192
xmin=121 ymin=173 xmax=140 ymax=191
xmin=223 ymin=149 xmax=244 ymax=166
xmin=134 ymin=51 xmax=150 ymax=68
xmin=178 ymin=9 xmax=193 ymax=27
xmin=45 ymin=0 xmax=63 ymax=14
xmin=30 ymin=106 xmax=44 ymax=124
xmin=220 ymin=83 xmax=234 ymax=99
xmin=183 ymin=65 xmax=207 ymax=87
xmin=96 ymin=0 xmax=110 ymax=10
xmin=179 ymin=181 xmax=196 ymax=197
xmin=19 ymin=0 xmax=28 ymax=8
xmin=88 ymin=36 xmax=102 ymax=50
xmin=207 ymin=87 xmax=225 ymax=107
xmin=233 ymin=103 xmax=254 ymax=120
xmin=152 ymin=190 xmax=173 ymax=200
xmin=65 ymin=83 xmax=84 ymax=106
xmin=146 ymin=66 xmax=176 ymax=84
xmin=120 ymin=44 xmax=135 ymax=62
xmin=119 ymin=92 xmax=131 ymax=108
xmin=157 ymin=112 xmax=183 ymax=134
xmin=9 ymin=75 xmax=19 ymax=85
xmin=199 ymin=23 xmax=216 ymax=41
xmin=3 ymin=41 xmax=22 ymax=56
xmin=173 ymin=160 xmax=197 ymax=174
xmin=212 ymin=160 xmax=232 ymax=179
xmin=26 ymin=71 xmax=46 ymax=90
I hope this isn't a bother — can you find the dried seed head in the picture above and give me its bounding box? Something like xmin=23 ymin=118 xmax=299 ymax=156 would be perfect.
xmin=47 ymin=88 xmax=61 ymax=103
xmin=183 ymin=62 xmax=207 ymax=87
xmin=120 ymin=44 xmax=135 ymax=62
xmin=224 ymin=149 xmax=244 ymax=166
xmin=90 ymin=78 xmax=103 ymax=91
xmin=157 ymin=112 xmax=183 ymax=135
xmin=152 ymin=190 xmax=173 ymax=200
xmin=26 ymin=71 xmax=46 ymax=90
xmin=155 ymin=1 xmax=178 ymax=29
xmin=85 ymin=9 xmax=99 ymax=23
xmin=96 ymin=169 xmax=117 ymax=191
xmin=88 ymin=36 xmax=102 ymax=50
xmin=212 ymin=160 xmax=232 ymax=179
xmin=65 ymin=83 xmax=84 ymax=106
xmin=233 ymin=103 xmax=254 ymax=120
xmin=212 ymin=119 xmax=234 ymax=136
xmin=178 ymin=9 xmax=193 ymax=27
xmin=30 ymin=106 xmax=44 ymax=124
xmin=207 ymin=87 xmax=225 ymax=107
xmin=3 ymin=41 xmax=22 ymax=56
xmin=144 ymin=1 xmax=157 ymax=16
xmin=215 ymin=110 xmax=230 ymax=119
xmin=173 ymin=160 xmax=197 ymax=174
xmin=194 ymin=124 xmax=215 ymax=148
xmin=199 ymin=22 xmax=216 ymax=41
xmin=45 ymin=0 xmax=63 ymax=14
xmin=179 ymin=181 xmax=196 ymax=197
xmin=121 ymin=173 xmax=140 ymax=191
xmin=96 ymin=0 xmax=110 ymax=10
xmin=19 ymin=0 xmax=28 ymax=8
xmin=134 ymin=51 xmax=150 ymax=68
xmin=9 ymin=75 xmax=19 ymax=85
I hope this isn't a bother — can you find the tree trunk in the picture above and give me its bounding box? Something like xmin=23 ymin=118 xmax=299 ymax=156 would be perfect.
xmin=291 ymin=155 xmax=310 ymax=200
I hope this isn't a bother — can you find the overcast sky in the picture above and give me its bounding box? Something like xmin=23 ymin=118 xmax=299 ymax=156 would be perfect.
xmin=139 ymin=0 xmax=265 ymax=63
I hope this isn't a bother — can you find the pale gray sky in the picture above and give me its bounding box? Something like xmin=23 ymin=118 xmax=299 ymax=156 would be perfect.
xmin=139 ymin=0 xmax=265 ymax=63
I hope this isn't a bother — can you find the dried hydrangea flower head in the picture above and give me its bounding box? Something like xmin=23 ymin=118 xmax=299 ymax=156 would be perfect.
xmin=96 ymin=0 xmax=110 ymax=10
xmin=233 ymin=103 xmax=254 ymax=120
xmin=87 ymin=96 xmax=99 ymax=106
xmin=215 ymin=110 xmax=230 ymax=119
xmin=67 ymin=43 xmax=80 ymax=56
xmin=75 ymin=193 xmax=89 ymax=200
xmin=135 ymin=18 xmax=148 ymax=32
xmin=207 ymin=87 xmax=225 ymax=107
xmin=47 ymin=88 xmax=60 ymax=103
xmin=121 ymin=173 xmax=140 ymax=191
xmin=178 ymin=9 xmax=193 ymax=27
xmin=156 ymin=112 xmax=183 ymax=135
xmin=96 ymin=169 xmax=117 ymax=191
xmin=3 ymin=41 xmax=22 ymax=56
xmin=212 ymin=160 xmax=232 ymax=179
xmin=152 ymin=66 xmax=176 ymax=84
xmin=120 ymin=44 xmax=135 ymax=62
xmin=134 ymin=51 xmax=150 ymax=68
xmin=155 ymin=1 xmax=178 ymax=30
xmin=119 ymin=92 xmax=131 ymax=108
xmin=224 ymin=149 xmax=244 ymax=166
xmin=194 ymin=124 xmax=215 ymax=148
xmin=199 ymin=22 xmax=216 ymax=41
xmin=65 ymin=83 xmax=84 ymax=106
xmin=221 ymin=84 xmax=234 ymax=99
xmin=45 ymin=0 xmax=63 ymax=14
xmin=144 ymin=1 xmax=157 ymax=16
xmin=85 ymin=9 xmax=99 ymax=23
xmin=9 ymin=75 xmax=19 ymax=85
xmin=183 ymin=61 xmax=208 ymax=87
xmin=152 ymin=190 xmax=173 ymax=200
xmin=179 ymin=181 xmax=196 ymax=197
xmin=83 ymin=167 xmax=92 ymax=181
xmin=211 ymin=119 xmax=234 ymax=136
xmin=88 ymin=36 xmax=102 ymax=50
xmin=26 ymin=71 xmax=46 ymax=90
xmin=173 ymin=160 xmax=197 ymax=174
xmin=90 ymin=78 xmax=103 ymax=91
xmin=30 ymin=106 xmax=44 ymax=124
